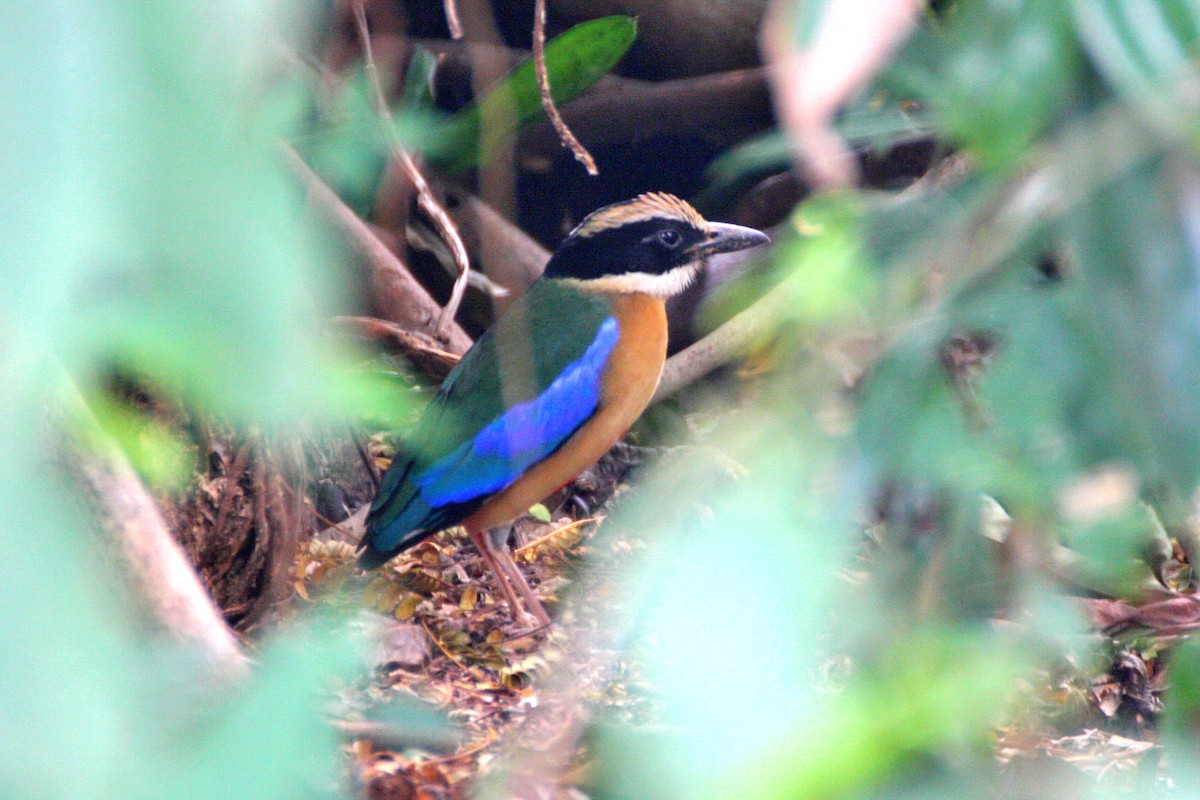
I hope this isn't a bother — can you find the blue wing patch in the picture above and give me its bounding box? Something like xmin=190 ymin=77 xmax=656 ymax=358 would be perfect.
xmin=413 ymin=317 xmax=620 ymax=506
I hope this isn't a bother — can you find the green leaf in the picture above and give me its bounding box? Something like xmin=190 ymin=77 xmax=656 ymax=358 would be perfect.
xmin=426 ymin=15 xmax=637 ymax=171
xmin=887 ymin=0 xmax=1081 ymax=169
xmin=528 ymin=503 xmax=552 ymax=523
xmin=1068 ymin=0 xmax=1200 ymax=142
xmin=1064 ymin=159 xmax=1200 ymax=491
xmin=705 ymin=99 xmax=935 ymax=194
xmin=744 ymin=630 xmax=1023 ymax=800
xmin=0 ymin=5 xmax=366 ymax=795
xmin=81 ymin=391 xmax=194 ymax=491
xmin=297 ymin=68 xmax=392 ymax=217
xmin=402 ymin=45 xmax=440 ymax=111
xmin=1161 ymin=635 xmax=1200 ymax=789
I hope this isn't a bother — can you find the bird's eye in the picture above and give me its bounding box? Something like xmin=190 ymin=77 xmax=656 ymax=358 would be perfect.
xmin=657 ymin=229 xmax=682 ymax=248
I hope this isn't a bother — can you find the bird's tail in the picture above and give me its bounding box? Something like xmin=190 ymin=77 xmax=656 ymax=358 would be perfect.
xmin=356 ymin=541 xmax=408 ymax=571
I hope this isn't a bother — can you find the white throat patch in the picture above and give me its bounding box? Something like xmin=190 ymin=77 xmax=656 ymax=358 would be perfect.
xmin=558 ymin=263 xmax=701 ymax=297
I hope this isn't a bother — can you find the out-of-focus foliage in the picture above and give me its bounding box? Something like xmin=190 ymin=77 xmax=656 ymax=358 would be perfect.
xmin=705 ymin=100 xmax=934 ymax=195
xmin=579 ymin=1 xmax=1200 ymax=798
xmin=298 ymin=15 xmax=636 ymax=212
xmin=0 ymin=3 xmax=391 ymax=798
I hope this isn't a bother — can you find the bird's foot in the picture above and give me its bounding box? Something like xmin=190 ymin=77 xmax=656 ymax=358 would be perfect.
xmin=469 ymin=528 xmax=552 ymax=630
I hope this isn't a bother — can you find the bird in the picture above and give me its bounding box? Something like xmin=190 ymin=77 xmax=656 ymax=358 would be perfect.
xmin=358 ymin=193 xmax=769 ymax=625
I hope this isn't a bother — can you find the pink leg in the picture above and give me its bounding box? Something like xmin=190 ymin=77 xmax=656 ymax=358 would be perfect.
xmin=468 ymin=527 xmax=551 ymax=628
xmin=468 ymin=528 xmax=533 ymax=627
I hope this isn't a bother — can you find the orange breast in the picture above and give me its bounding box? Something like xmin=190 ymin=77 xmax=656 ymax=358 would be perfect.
xmin=463 ymin=293 xmax=668 ymax=533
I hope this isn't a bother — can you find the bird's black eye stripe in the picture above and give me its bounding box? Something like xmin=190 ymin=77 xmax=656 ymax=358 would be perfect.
xmin=656 ymin=229 xmax=682 ymax=248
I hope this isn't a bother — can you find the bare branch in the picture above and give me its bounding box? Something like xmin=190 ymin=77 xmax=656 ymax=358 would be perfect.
xmin=532 ymin=0 xmax=598 ymax=175
xmin=353 ymin=1 xmax=474 ymax=335
xmin=434 ymin=182 xmax=548 ymax=302
xmin=761 ymin=0 xmax=920 ymax=190
xmin=654 ymin=271 xmax=795 ymax=402
xmin=333 ymin=315 xmax=462 ymax=379
xmin=519 ymin=68 xmax=772 ymax=162
xmin=285 ymin=147 xmax=472 ymax=354
xmin=64 ymin=381 xmax=251 ymax=682
xmin=444 ymin=0 xmax=464 ymax=39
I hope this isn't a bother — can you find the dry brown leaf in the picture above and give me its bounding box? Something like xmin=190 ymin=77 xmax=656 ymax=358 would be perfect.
xmin=395 ymin=593 xmax=423 ymax=621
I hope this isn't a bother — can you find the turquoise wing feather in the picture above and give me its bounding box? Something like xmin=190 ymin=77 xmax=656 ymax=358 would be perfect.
xmin=361 ymin=280 xmax=615 ymax=563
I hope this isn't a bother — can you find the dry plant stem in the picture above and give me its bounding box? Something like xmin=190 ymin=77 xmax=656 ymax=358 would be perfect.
xmin=436 ymin=182 xmax=549 ymax=298
xmin=353 ymin=2 xmax=473 ymax=336
xmin=512 ymin=518 xmax=594 ymax=557
xmin=654 ymin=271 xmax=795 ymax=402
xmin=443 ymin=0 xmax=464 ymax=39
xmin=68 ymin=393 xmax=250 ymax=680
xmin=350 ymin=425 xmax=382 ymax=490
xmin=333 ymin=315 xmax=462 ymax=378
xmin=285 ymin=148 xmax=472 ymax=354
xmin=762 ymin=0 xmax=921 ymax=189
xmin=532 ymin=0 xmax=598 ymax=175
xmin=315 ymin=503 xmax=370 ymax=544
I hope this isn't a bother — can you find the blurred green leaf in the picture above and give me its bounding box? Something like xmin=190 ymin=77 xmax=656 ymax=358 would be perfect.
xmin=82 ymin=391 xmax=194 ymax=491
xmin=707 ymin=101 xmax=935 ymax=193
xmin=156 ymin=627 xmax=359 ymax=800
xmin=1161 ymin=634 xmax=1200 ymax=789
xmin=402 ymin=45 xmax=440 ymax=111
xmin=1068 ymin=0 xmax=1200 ymax=142
xmin=745 ymin=630 xmax=1022 ymax=800
xmin=889 ymin=0 xmax=1081 ymax=168
xmin=298 ymin=68 xmax=394 ymax=216
xmin=1065 ymin=160 xmax=1200 ymax=491
xmin=1 ymin=3 xmax=365 ymax=798
xmin=591 ymin=403 xmax=857 ymax=799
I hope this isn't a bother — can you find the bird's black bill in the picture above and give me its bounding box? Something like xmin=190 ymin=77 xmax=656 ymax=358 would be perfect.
xmin=686 ymin=222 xmax=770 ymax=260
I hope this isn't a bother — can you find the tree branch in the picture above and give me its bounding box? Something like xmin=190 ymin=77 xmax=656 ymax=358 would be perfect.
xmin=654 ymin=270 xmax=793 ymax=402
xmin=65 ymin=383 xmax=251 ymax=682
xmin=285 ymin=147 xmax=472 ymax=355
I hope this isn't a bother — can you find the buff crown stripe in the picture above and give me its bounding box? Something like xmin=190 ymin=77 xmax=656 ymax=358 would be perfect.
xmin=571 ymin=192 xmax=707 ymax=238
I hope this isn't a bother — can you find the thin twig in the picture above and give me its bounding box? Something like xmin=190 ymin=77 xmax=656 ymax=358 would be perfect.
xmin=653 ymin=271 xmax=796 ymax=402
xmin=350 ymin=424 xmax=382 ymax=490
xmin=353 ymin=2 xmax=473 ymax=334
xmin=332 ymin=315 xmax=461 ymax=379
xmin=420 ymin=619 xmax=500 ymax=686
xmin=532 ymin=0 xmax=598 ymax=175
xmin=426 ymin=729 xmax=499 ymax=764
xmin=314 ymin=503 xmax=370 ymax=544
xmin=443 ymin=0 xmax=463 ymax=39
xmin=284 ymin=146 xmax=472 ymax=353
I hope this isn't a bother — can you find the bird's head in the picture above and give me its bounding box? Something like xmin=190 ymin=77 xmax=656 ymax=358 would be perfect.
xmin=542 ymin=193 xmax=770 ymax=296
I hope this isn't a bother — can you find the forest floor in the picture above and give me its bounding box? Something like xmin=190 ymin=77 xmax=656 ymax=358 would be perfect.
xmin=296 ymin=450 xmax=651 ymax=799
xmin=288 ymin=456 xmax=1185 ymax=799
